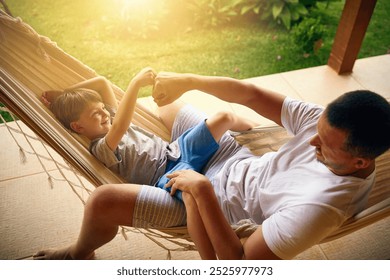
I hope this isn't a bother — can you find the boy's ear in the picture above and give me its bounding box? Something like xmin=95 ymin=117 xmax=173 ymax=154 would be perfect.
xmin=70 ymin=121 xmax=83 ymax=134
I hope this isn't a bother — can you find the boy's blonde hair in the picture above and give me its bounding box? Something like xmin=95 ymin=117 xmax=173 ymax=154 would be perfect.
xmin=50 ymin=88 xmax=102 ymax=130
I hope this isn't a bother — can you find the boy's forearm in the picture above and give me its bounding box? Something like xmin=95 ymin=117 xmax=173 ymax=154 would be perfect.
xmin=191 ymin=182 xmax=244 ymax=259
xmin=66 ymin=76 xmax=117 ymax=109
xmin=105 ymin=68 xmax=155 ymax=151
xmin=104 ymin=79 xmax=141 ymax=151
xmin=111 ymin=74 xmax=148 ymax=133
xmin=111 ymin=80 xmax=140 ymax=132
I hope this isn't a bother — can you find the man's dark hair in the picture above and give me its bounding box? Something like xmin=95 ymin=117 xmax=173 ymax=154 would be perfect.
xmin=325 ymin=90 xmax=390 ymax=159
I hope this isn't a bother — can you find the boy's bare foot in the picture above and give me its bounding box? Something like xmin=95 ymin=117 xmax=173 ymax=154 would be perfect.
xmin=33 ymin=246 xmax=95 ymax=260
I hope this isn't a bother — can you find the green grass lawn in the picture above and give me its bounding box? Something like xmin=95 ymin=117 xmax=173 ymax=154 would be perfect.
xmin=2 ymin=0 xmax=390 ymax=95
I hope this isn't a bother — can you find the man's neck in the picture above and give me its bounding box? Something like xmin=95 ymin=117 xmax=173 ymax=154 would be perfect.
xmin=349 ymin=162 xmax=376 ymax=179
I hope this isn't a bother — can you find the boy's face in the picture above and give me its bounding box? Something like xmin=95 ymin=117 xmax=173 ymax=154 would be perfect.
xmin=70 ymin=102 xmax=111 ymax=140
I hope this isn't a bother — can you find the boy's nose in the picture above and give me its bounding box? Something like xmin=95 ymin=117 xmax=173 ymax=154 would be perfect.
xmin=100 ymin=109 xmax=109 ymax=117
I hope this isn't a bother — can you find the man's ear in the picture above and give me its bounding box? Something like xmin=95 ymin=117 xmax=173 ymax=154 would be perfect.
xmin=354 ymin=157 xmax=372 ymax=169
xmin=70 ymin=121 xmax=83 ymax=134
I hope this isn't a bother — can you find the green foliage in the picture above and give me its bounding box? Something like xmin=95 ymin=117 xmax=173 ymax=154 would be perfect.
xmin=238 ymin=0 xmax=307 ymax=29
xmin=187 ymin=0 xmax=240 ymax=28
xmin=292 ymin=16 xmax=326 ymax=53
xmin=4 ymin=0 xmax=389 ymax=98
xmin=0 ymin=104 xmax=15 ymax=123
xmin=237 ymin=0 xmax=340 ymax=29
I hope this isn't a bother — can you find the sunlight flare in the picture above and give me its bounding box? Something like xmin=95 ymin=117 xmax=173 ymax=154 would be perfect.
xmin=119 ymin=0 xmax=156 ymax=14
xmin=114 ymin=0 xmax=163 ymax=23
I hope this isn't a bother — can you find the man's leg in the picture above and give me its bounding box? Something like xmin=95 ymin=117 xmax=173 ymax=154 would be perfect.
xmin=34 ymin=184 xmax=142 ymax=260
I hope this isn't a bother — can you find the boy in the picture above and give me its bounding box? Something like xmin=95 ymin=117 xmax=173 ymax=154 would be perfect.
xmin=40 ymin=68 xmax=257 ymax=259
xmin=43 ymin=67 xmax=256 ymax=199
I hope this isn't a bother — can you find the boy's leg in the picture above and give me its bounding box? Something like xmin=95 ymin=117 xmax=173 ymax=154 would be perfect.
xmin=156 ymin=120 xmax=219 ymax=200
xmin=159 ymin=111 xmax=256 ymax=194
xmin=33 ymin=184 xmax=140 ymax=260
xmin=206 ymin=111 xmax=258 ymax=143
xmin=70 ymin=184 xmax=142 ymax=259
xmin=157 ymin=100 xmax=186 ymax=133
xmin=34 ymin=183 xmax=185 ymax=259
xmin=167 ymin=103 xmax=208 ymax=142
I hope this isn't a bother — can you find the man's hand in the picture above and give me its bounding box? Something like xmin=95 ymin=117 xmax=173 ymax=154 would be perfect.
xmin=152 ymin=72 xmax=192 ymax=106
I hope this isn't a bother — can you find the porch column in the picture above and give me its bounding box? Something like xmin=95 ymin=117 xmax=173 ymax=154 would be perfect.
xmin=327 ymin=0 xmax=377 ymax=74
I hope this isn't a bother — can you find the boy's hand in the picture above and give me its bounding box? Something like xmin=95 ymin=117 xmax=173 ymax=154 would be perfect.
xmin=133 ymin=67 xmax=156 ymax=88
xmin=41 ymin=90 xmax=63 ymax=108
xmin=165 ymin=170 xmax=212 ymax=196
xmin=152 ymin=72 xmax=191 ymax=106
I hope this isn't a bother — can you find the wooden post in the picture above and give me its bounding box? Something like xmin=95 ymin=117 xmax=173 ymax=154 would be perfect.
xmin=327 ymin=0 xmax=377 ymax=74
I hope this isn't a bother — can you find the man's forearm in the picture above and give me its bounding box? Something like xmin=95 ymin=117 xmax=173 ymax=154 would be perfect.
xmin=179 ymin=74 xmax=285 ymax=126
xmin=187 ymin=74 xmax=256 ymax=105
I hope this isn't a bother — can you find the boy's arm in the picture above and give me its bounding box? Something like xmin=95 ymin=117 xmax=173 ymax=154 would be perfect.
xmin=66 ymin=76 xmax=118 ymax=110
xmin=105 ymin=67 xmax=155 ymax=151
xmin=196 ymin=189 xmax=280 ymax=260
xmin=153 ymin=73 xmax=286 ymax=126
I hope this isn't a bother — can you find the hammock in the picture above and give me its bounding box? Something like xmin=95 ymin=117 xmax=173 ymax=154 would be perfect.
xmin=1 ymin=10 xmax=390 ymax=257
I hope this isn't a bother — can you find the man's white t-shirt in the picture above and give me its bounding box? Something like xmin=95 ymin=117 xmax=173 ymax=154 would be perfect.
xmin=211 ymin=97 xmax=375 ymax=259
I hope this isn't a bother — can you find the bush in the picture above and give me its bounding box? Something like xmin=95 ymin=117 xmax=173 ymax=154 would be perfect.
xmin=291 ymin=16 xmax=327 ymax=54
xmin=187 ymin=0 xmax=239 ymax=28
xmin=0 ymin=104 xmax=15 ymax=123
xmin=237 ymin=0 xmax=340 ymax=30
xmin=239 ymin=0 xmax=308 ymax=29
xmin=100 ymin=0 xmax=340 ymax=39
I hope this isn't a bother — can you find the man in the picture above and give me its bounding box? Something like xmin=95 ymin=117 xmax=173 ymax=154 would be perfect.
xmin=153 ymin=72 xmax=390 ymax=259
xmin=34 ymin=72 xmax=390 ymax=260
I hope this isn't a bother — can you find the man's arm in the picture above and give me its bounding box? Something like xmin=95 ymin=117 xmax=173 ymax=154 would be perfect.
xmin=153 ymin=73 xmax=286 ymax=126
